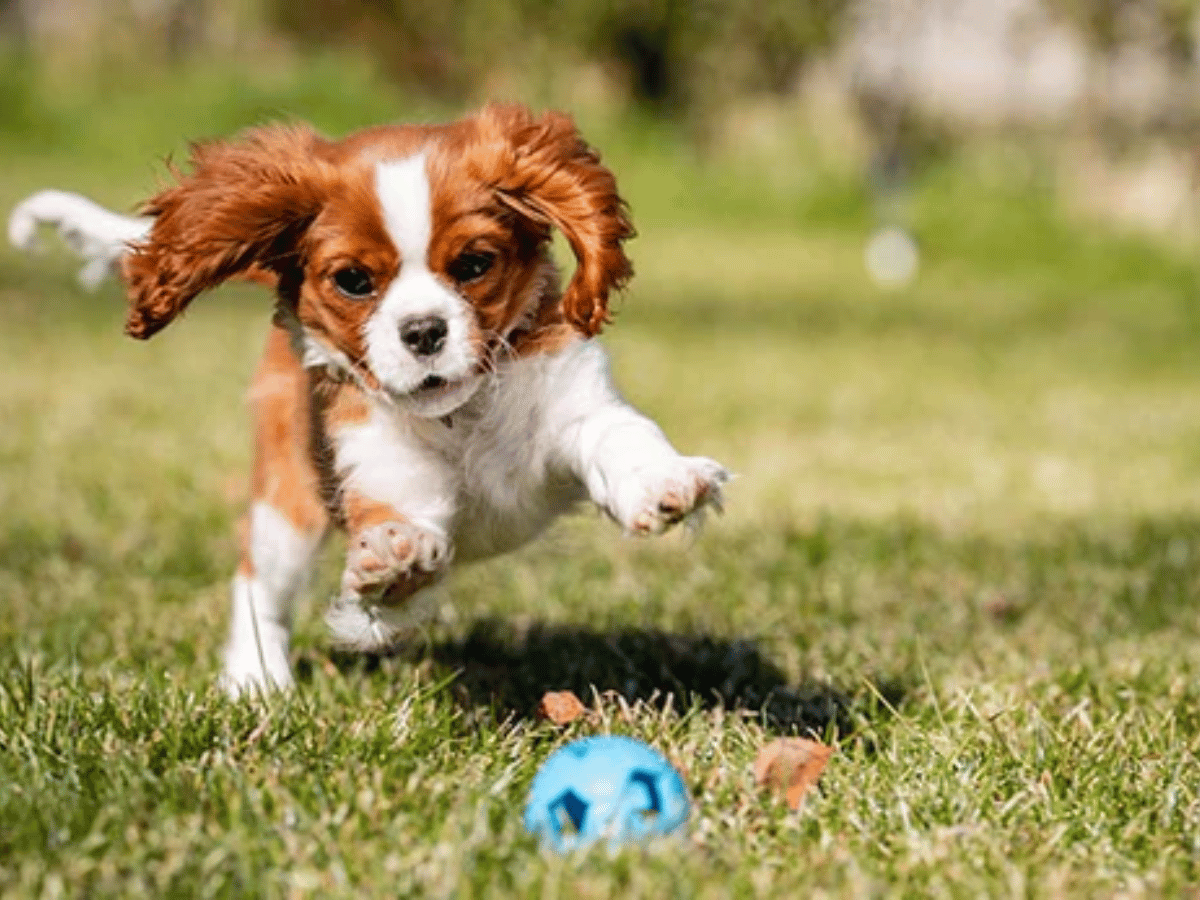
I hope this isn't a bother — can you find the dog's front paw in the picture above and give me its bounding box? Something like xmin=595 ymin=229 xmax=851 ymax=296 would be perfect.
xmin=341 ymin=519 xmax=450 ymax=601
xmin=328 ymin=520 xmax=449 ymax=651
xmin=616 ymin=456 xmax=729 ymax=535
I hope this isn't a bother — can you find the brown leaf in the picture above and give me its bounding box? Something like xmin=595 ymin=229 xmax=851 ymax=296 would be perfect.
xmin=537 ymin=690 xmax=587 ymax=725
xmin=754 ymin=737 xmax=833 ymax=810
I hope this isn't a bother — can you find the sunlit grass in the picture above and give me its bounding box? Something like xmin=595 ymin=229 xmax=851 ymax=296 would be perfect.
xmin=3 ymin=55 xmax=1200 ymax=897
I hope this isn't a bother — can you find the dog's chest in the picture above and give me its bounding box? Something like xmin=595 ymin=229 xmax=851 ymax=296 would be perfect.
xmin=333 ymin=343 xmax=606 ymax=562
xmin=443 ymin=419 xmax=585 ymax=561
xmin=419 ymin=381 xmax=586 ymax=560
xmin=388 ymin=354 xmax=594 ymax=562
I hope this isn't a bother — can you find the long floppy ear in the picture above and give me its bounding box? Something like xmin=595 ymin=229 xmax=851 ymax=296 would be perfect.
xmin=123 ymin=124 xmax=331 ymax=339
xmin=481 ymin=104 xmax=634 ymax=336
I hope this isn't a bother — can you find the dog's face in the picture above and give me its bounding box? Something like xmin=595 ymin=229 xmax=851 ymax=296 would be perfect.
xmin=289 ymin=143 xmax=554 ymax=417
xmin=122 ymin=105 xmax=633 ymax=417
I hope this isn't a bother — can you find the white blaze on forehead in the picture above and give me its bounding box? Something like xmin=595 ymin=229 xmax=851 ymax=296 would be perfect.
xmin=363 ymin=149 xmax=479 ymax=410
xmin=375 ymin=153 xmax=432 ymax=269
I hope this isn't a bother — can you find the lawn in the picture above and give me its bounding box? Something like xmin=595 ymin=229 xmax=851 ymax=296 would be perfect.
xmin=2 ymin=59 xmax=1200 ymax=897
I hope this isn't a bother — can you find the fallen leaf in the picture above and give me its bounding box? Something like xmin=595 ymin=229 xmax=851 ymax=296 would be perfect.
xmin=537 ymin=690 xmax=587 ymax=725
xmin=754 ymin=737 xmax=833 ymax=810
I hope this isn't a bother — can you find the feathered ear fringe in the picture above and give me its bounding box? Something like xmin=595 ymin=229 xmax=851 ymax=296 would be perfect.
xmin=123 ymin=124 xmax=332 ymax=339
xmin=479 ymin=103 xmax=635 ymax=338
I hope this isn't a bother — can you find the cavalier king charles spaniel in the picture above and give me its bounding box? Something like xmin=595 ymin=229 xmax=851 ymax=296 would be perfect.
xmin=8 ymin=103 xmax=729 ymax=694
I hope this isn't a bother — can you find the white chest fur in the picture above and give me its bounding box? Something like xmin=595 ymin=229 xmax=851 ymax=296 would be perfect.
xmin=332 ymin=340 xmax=618 ymax=562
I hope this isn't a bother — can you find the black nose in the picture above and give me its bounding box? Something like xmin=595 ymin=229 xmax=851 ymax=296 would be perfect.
xmin=399 ymin=315 xmax=448 ymax=357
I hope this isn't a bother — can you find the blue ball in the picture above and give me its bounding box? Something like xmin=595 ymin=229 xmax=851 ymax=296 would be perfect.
xmin=524 ymin=735 xmax=690 ymax=852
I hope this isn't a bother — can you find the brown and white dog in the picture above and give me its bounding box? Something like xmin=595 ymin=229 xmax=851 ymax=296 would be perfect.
xmin=8 ymin=104 xmax=729 ymax=694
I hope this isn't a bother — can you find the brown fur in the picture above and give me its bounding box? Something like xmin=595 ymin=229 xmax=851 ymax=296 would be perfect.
xmin=121 ymin=104 xmax=634 ymax=548
xmin=123 ymin=105 xmax=632 ymax=345
xmin=236 ymin=326 xmax=329 ymax=577
xmin=122 ymin=125 xmax=333 ymax=338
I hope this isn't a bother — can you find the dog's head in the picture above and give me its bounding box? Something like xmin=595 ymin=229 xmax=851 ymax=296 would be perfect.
xmin=123 ymin=104 xmax=634 ymax=417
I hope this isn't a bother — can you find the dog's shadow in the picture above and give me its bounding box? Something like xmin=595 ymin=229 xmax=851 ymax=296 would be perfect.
xmin=317 ymin=619 xmax=904 ymax=736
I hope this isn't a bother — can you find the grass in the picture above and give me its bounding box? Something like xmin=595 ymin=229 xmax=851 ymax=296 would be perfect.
xmin=3 ymin=53 xmax=1200 ymax=897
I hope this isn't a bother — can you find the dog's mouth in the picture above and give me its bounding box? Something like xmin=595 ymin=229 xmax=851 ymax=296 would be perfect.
xmin=381 ymin=372 xmax=459 ymax=403
xmin=420 ymin=374 xmax=446 ymax=390
xmin=385 ymin=370 xmax=485 ymax=418
xmin=414 ymin=374 xmax=454 ymax=396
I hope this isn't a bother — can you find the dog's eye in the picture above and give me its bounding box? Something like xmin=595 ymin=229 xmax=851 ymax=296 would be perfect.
xmin=447 ymin=251 xmax=495 ymax=283
xmin=332 ymin=267 xmax=374 ymax=299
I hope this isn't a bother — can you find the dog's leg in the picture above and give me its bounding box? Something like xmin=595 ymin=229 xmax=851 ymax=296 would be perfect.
xmin=224 ymin=327 xmax=329 ymax=695
xmin=556 ymin=345 xmax=729 ymax=535
xmin=322 ymin=400 xmax=455 ymax=652
xmin=8 ymin=190 xmax=152 ymax=289
xmin=323 ymin=494 xmax=451 ymax=651
xmin=576 ymin=414 xmax=729 ymax=535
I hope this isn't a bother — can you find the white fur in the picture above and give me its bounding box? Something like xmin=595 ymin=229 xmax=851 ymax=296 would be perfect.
xmin=325 ymin=587 xmax=439 ymax=650
xmin=10 ymin=182 xmax=729 ymax=694
xmin=7 ymin=190 xmax=151 ymax=289
xmin=325 ymin=339 xmax=728 ymax=649
xmin=335 ymin=408 xmax=458 ymax=537
xmin=376 ymin=154 xmax=431 ymax=259
xmin=222 ymin=502 xmax=324 ymax=694
xmin=366 ymin=155 xmax=481 ymax=414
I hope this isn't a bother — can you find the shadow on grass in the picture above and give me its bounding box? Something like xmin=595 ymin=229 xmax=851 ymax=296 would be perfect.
xmin=316 ymin=619 xmax=905 ymax=737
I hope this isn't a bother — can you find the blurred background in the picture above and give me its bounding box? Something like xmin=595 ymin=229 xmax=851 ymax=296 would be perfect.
xmin=3 ymin=0 xmax=1200 ymax=528
xmin=7 ymin=8 xmax=1200 ymax=892
xmin=3 ymin=0 xmax=1199 ymax=239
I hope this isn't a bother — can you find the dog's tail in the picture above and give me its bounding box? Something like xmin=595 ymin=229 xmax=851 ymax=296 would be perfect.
xmin=8 ymin=190 xmax=152 ymax=290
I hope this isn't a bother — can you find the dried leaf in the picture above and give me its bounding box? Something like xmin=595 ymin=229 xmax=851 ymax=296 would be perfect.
xmin=754 ymin=737 xmax=833 ymax=810
xmin=537 ymin=690 xmax=587 ymax=725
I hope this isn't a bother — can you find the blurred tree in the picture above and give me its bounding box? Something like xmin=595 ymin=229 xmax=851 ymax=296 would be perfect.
xmin=163 ymin=0 xmax=208 ymax=62
xmin=270 ymin=0 xmax=508 ymax=99
xmin=573 ymin=0 xmax=850 ymax=111
xmin=1049 ymin=0 xmax=1199 ymax=62
xmin=0 ymin=0 xmax=29 ymax=45
xmin=1048 ymin=0 xmax=1200 ymax=141
xmin=267 ymin=0 xmax=851 ymax=114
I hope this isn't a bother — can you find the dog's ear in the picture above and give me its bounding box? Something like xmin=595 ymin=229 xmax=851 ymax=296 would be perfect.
xmin=123 ymin=124 xmax=331 ymax=339
xmin=481 ymin=104 xmax=634 ymax=337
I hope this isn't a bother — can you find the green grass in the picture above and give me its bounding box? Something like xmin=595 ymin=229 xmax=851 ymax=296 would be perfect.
xmin=3 ymin=54 xmax=1200 ymax=897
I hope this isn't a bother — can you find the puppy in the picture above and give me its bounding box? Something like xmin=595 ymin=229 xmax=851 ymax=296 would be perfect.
xmin=8 ymin=104 xmax=729 ymax=694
